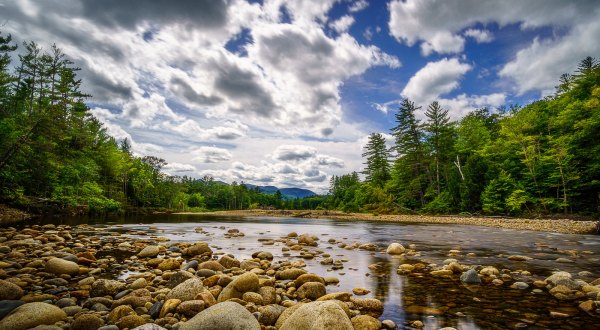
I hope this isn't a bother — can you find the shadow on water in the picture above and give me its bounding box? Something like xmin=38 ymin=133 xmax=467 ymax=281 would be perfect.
xmin=26 ymin=213 xmax=600 ymax=329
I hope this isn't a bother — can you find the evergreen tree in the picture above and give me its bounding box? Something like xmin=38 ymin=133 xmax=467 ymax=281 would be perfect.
xmin=361 ymin=133 xmax=391 ymax=187
xmin=424 ymin=101 xmax=454 ymax=194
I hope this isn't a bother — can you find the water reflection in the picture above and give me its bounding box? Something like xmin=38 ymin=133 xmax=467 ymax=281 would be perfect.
xmin=33 ymin=214 xmax=600 ymax=329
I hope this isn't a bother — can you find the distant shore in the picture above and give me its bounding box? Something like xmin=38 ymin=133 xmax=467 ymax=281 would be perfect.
xmin=177 ymin=209 xmax=599 ymax=235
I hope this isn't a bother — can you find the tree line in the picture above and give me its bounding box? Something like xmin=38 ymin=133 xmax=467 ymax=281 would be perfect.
xmin=0 ymin=34 xmax=288 ymax=214
xmin=320 ymin=57 xmax=600 ymax=216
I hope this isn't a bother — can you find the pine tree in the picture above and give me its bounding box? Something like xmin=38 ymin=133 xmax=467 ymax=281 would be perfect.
xmin=361 ymin=133 xmax=390 ymax=187
xmin=424 ymin=101 xmax=454 ymax=194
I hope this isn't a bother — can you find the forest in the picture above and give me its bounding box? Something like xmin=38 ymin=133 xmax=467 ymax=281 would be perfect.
xmin=0 ymin=33 xmax=599 ymax=217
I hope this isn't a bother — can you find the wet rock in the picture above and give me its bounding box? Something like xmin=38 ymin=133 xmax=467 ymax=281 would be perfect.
xmin=218 ymin=272 xmax=259 ymax=302
xmin=243 ymin=292 xmax=263 ymax=305
xmin=460 ymin=269 xmax=481 ymax=284
xmin=138 ymin=245 xmax=160 ymax=258
xmin=320 ymin=257 xmax=334 ymax=265
xmin=258 ymin=286 xmax=277 ymax=305
xmin=180 ymin=301 xmax=260 ymax=330
xmin=296 ymin=282 xmax=326 ymax=300
xmin=62 ymin=305 xmax=83 ymax=316
xmin=45 ymin=257 xmax=79 ymax=275
xmin=0 ymin=302 xmax=67 ymax=330
xmin=479 ymin=266 xmax=499 ymax=276
xmin=386 ymin=243 xmax=405 ymax=255
xmin=0 ymin=279 xmax=24 ymax=300
xmin=294 ymin=273 xmax=325 ymax=287
xmin=167 ymin=277 xmax=206 ymax=302
xmin=131 ymin=325 xmax=167 ymax=330
xmin=507 ymin=255 xmax=532 ymax=261
xmin=91 ymin=279 xmax=126 ymax=297
xmin=279 ymin=300 xmax=352 ymax=330
xmin=71 ymin=314 xmax=105 ymax=330
xmin=431 ymin=269 xmax=453 ymax=277
xmin=578 ymin=300 xmax=597 ymax=316
xmin=510 ymin=282 xmax=529 ymax=290
xmin=148 ymin=301 xmax=164 ymax=319
xmin=381 ymin=319 xmax=396 ymax=329
xmin=182 ymin=260 xmax=199 ymax=271
xmin=195 ymin=269 xmax=216 ymax=278
xmin=298 ymin=234 xmax=318 ymax=246
xmin=351 ymin=315 xmax=381 ymax=330
xmin=545 ymin=271 xmax=581 ymax=290
xmin=130 ymin=278 xmax=147 ymax=290
xmin=198 ymin=260 xmax=224 ymax=272
xmin=405 ymin=305 xmax=443 ymax=315
xmin=258 ymin=304 xmax=285 ymax=326
xmin=352 ymin=287 xmax=370 ymax=296
xmin=317 ymin=292 xmax=352 ymax=302
xmin=240 ymin=260 xmax=261 ymax=271
xmin=350 ymin=298 xmax=384 ymax=318
xmin=176 ymin=300 xmax=205 ymax=317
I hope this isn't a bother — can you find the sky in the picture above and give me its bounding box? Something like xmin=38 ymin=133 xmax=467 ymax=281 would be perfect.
xmin=1 ymin=0 xmax=598 ymax=193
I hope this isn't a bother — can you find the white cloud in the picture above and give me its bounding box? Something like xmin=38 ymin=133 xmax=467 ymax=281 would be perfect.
xmin=163 ymin=162 xmax=197 ymax=175
xmin=329 ymin=15 xmax=355 ymax=33
xmin=464 ymin=28 xmax=493 ymax=43
xmin=438 ymin=93 xmax=506 ymax=119
xmin=191 ymin=146 xmax=233 ymax=163
xmin=401 ymin=58 xmax=472 ymax=105
xmin=349 ymin=0 xmax=369 ymax=13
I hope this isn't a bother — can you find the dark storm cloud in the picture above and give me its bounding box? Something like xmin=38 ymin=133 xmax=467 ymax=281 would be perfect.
xmin=78 ymin=0 xmax=229 ymax=30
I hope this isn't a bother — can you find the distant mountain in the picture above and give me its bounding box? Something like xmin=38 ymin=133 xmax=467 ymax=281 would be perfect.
xmin=243 ymin=184 xmax=316 ymax=199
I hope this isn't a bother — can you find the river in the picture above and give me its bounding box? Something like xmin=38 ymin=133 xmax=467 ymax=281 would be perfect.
xmin=36 ymin=213 xmax=600 ymax=329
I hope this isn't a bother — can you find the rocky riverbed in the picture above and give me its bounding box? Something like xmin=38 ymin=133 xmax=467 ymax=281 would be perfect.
xmin=0 ymin=221 xmax=599 ymax=330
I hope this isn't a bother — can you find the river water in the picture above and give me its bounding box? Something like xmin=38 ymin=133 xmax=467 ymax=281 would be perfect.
xmin=41 ymin=214 xmax=600 ymax=329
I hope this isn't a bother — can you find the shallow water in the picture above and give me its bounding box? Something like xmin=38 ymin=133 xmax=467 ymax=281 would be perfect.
xmin=40 ymin=214 xmax=600 ymax=329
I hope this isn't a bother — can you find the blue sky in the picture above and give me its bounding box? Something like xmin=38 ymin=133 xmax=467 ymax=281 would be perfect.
xmin=1 ymin=0 xmax=598 ymax=192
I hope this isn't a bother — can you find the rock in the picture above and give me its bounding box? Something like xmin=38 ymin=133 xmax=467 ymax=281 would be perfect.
xmin=45 ymin=257 xmax=79 ymax=275
xmin=556 ymin=258 xmax=574 ymax=263
xmin=507 ymin=255 xmax=532 ymax=261
xmin=258 ymin=286 xmax=277 ymax=305
xmin=108 ymin=305 xmax=135 ymax=324
xmin=243 ymin=292 xmax=263 ymax=305
xmin=91 ymin=279 xmax=126 ymax=297
xmin=0 ymin=279 xmax=24 ymax=300
xmin=258 ymin=304 xmax=286 ymax=326
xmin=431 ymin=269 xmax=453 ymax=277
xmin=545 ymin=272 xmax=581 ymax=290
xmin=279 ymin=301 xmax=353 ymax=330
xmin=397 ymin=264 xmax=415 ymax=273
xmin=294 ymin=273 xmax=325 ymax=287
xmin=317 ymin=292 xmax=352 ymax=302
xmin=578 ymin=300 xmax=597 ymax=316
xmin=386 ymin=243 xmax=405 ymax=255
xmin=298 ymin=234 xmax=317 ymax=246
xmin=71 ymin=314 xmax=105 ymax=330
xmin=62 ymin=305 xmax=83 ymax=316
xmin=131 ymin=325 xmax=167 ymax=330
xmin=276 ymin=268 xmax=307 ymax=280
xmin=160 ymin=299 xmax=181 ymax=318
xmin=240 ymin=260 xmax=261 ymax=270
xmin=182 ymin=260 xmax=199 ymax=271
xmin=55 ymin=298 xmax=75 ymax=308
xmin=167 ymin=277 xmax=206 ymax=302
xmin=116 ymin=315 xmax=146 ymax=329
xmin=198 ymin=260 xmax=224 ymax=272
xmin=167 ymin=270 xmax=195 ymax=289
xmin=510 ymin=282 xmax=529 ymax=290
xmin=218 ymin=255 xmax=240 ymax=269
xmin=381 ymin=319 xmax=396 ymax=329
xmin=460 ymin=269 xmax=481 ymax=284
xmin=405 ymin=305 xmax=443 ymax=315
xmin=180 ymin=301 xmax=260 ymax=330
xmin=296 ymin=282 xmax=327 ymax=300
xmin=176 ymin=300 xmax=205 ymax=317
xmin=479 ymin=266 xmax=499 ymax=276
xmin=0 ymin=300 xmax=25 ymax=320
xmin=351 ymin=315 xmax=381 ymax=330
xmin=0 ymin=302 xmax=67 ymax=330
xmin=130 ymin=278 xmax=147 ymax=290
xmin=184 ymin=243 xmax=212 ymax=257
xmin=138 ymin=245 xmax=160 ymax=258
xmin=158 ymin=259 xmax=181 ymax=271
xmin=350 ymin=298 xmax=384 ymax=318
xmin=218 ymin=272 xmax=259 ymax=302
xmin=148 ymin=301 xmax=163 ymax=319
xmin=352 ymin=287 xmax=370 ymax=296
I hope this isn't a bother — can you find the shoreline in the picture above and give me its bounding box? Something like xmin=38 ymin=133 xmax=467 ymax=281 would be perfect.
xmin=177 ymin=209 xmax=599 ymax=235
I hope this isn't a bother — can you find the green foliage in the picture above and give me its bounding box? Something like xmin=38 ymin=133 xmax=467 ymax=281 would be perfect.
xmin=187 ymin=193 xmax=205 ymax=208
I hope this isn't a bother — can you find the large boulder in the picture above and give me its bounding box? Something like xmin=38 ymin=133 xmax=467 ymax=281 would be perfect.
xmin=0 ymin=302 xmax=67 ymax=330
xmin=0 ymin=279 xmax=24 ymax=300
xmin=218 ymin=272 xmax=259 ymax=302
xmin=167 ymin=277 xmax=206 ymax=302
xmin=279 ymin=301 xmax=353 ymax=330
xmin=45 ymin=257 xmax=79 ymax=275
xmin=180 ymin=301 xmax=260 ymax=330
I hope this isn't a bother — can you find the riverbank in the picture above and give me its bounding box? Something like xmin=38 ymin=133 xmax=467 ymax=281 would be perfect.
xmin=0 ymin=204 xmax=33 ymax=225
xmin=185 ymin=209 xmax=599 ymax=235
